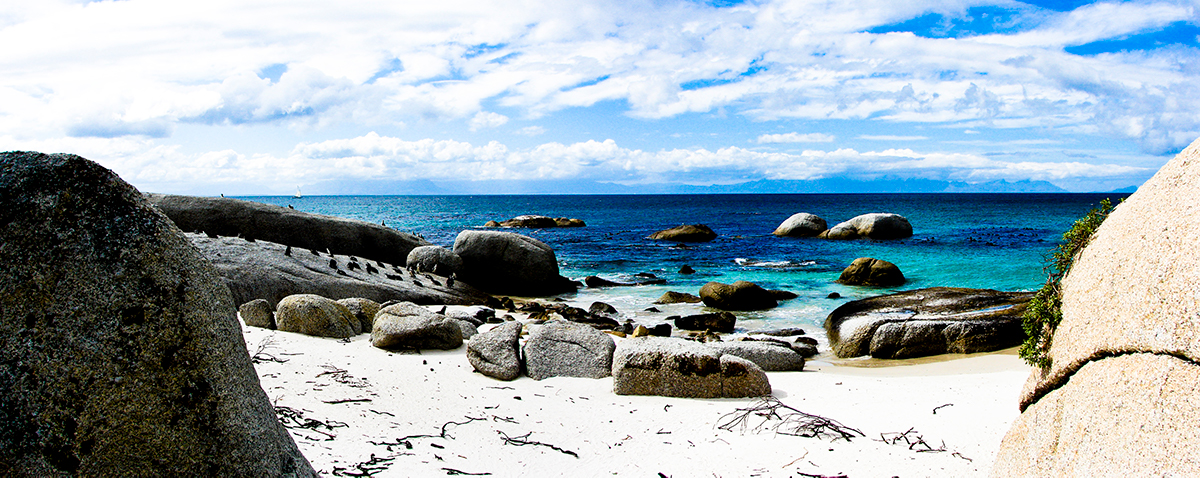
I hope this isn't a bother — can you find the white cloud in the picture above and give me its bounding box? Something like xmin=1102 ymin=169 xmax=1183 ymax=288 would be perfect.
xmin=756 ymin=132 xmax=835 ymax=143
xmin=858 ymin=135 xmax=928 ymax=141
xmin=514 ymin=125 xmax=546 ymax=136
xmin=468 ymin=111 xmax=509 ymax=131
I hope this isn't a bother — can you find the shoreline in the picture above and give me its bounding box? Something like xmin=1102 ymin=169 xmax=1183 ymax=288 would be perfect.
xmin=246 ymin=319 xmax=1029 ymax=477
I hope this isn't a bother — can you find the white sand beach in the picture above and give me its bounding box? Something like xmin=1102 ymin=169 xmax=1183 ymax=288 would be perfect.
xmin=244 ymin=321 xmax=1030 ymax=478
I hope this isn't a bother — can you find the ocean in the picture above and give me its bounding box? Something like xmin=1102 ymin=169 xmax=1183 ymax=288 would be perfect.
xmin=238 ymin=193 xmax=1126 ymax=340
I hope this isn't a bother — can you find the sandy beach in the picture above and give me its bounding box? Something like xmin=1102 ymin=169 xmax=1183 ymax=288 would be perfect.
xmin=243 ymin=317 xmax=1030 ymax=478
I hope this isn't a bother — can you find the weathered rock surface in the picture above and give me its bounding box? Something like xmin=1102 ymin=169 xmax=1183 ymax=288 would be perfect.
xmin=993 ymin=140 xmax=1200 ymax=476
xmin=836 ymin=257 xmax=906 ymax=287
xmin=466 ymin=321 xmax=523 ymax=381
xmin=453 ymin=230 xmax=576 ymax=296
xmin=674 ymin=312 xmax=737 ymax=333
xmin=699 ymin=281 xmax=779 ymax=311
xmin=187 ymin=233 xmax=486 ymax=308
xmin=337 ymin=298 xmax=381 ymax=333
xmin=146 ymin=193 xmax=427 ymax=266
xmin=240 ymin=299 xmax=276 ymax=329
xmin=708 ymin=341 xmax=806 ymax=371
xmin=486 ymin=215 xmax=586 ymax=228
xmin=584 ymin=275 xmax=667 ymax=288
xmin=820 ymin=213 xmax=913 ymax=240
xmin=275 ymin=294 xmax=359 ymax=337
xmin=522 ymin=321 xmax=616 ymax=380
xmin=824 ymin=287 xmax=1033 ymax=359
xmin=371 ymin=302 xmax=463 ymax=350
xmin=0 ymin=151 xmax=314 ymax=477
xmin=612 ymin=337 xmax=771 ymax=398
xmin=654 ymin=291 xmax=702 ymax=304
xmin=773 ymin=213 xmax=828 ymax=237
xmin=647 ymin=224 xmax=717 ymax=242
xmin=406 ymin=245 xmax=464 ymax=275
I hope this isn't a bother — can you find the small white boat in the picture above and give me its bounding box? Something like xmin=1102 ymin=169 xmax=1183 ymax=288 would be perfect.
xmin=293 ymin=187 xmax=302 ymax=199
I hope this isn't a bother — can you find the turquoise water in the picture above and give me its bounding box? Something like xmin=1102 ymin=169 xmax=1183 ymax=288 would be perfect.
xmin=238 ymin=194 xmax=1126 ymax=335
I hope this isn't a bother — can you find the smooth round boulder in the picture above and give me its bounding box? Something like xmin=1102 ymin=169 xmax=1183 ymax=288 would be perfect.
xmin=836 ymin=258 xmax=905 ymax=287
xmin=820 ymin=213 xmax=913 ymax=240
xmin=337 ymin=297 xmax=381 ymax=333
xmin=655 ymin=291 xmax=702 ymax=304
xmin=276 ymin=294 xmax=359 ymax=337
xmin=647 ymin=224 xmax=717 ymax=242
xmin=773 ymin=213 xmax=828 ymax=237
xmin=673 ymin=312 xmax=737 ymax=333
xmin=699 ymin=281 xmax=779 ymax=311
xmin=371 ymin=302 xmax=463 ymax=350
xmin=239 ymin=298 xmax=276 ymax=329
xmin=453 ymin=230 xmax=575 ymax=296
xmin=406 ymin=245 xmax=464 ymax=275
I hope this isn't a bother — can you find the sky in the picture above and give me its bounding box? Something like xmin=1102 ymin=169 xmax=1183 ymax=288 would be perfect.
xmin=2 ymin=0 xmax=1198 ymax=194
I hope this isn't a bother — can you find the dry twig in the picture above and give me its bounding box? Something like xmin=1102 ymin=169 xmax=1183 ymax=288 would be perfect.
xmin=496 ymin=431 xmax=579 ymax=458
xmin=716 ymin=396 xmax=864 ymax=442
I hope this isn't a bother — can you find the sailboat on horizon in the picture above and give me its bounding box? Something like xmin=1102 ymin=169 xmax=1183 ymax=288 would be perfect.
xmin=294 ymin=186 xmax=302 ymax=199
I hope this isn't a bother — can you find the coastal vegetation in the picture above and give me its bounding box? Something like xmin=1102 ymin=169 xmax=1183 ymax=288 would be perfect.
xmin=1020 ymin=198 xmax=1116 ymax=368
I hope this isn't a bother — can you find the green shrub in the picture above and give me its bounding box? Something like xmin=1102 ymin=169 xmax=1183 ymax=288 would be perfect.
xmin=1020 ymin=198 xmax=1116 ymax=368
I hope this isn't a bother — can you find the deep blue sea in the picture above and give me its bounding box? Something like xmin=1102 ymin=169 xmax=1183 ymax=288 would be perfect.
xmin=238 ymin=194 xmax=1126 ymax=338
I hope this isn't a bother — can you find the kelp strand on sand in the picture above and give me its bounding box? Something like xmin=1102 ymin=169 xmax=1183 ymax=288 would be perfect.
xmin=716 ymin=396 xmax=864 ymax=441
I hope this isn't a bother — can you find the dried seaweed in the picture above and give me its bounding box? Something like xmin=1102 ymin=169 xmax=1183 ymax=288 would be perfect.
xmin=717 ymin=396 xmax=864 ymax=442
xmin=275 ymin=406 xmax=347 ymax=441
xmin=331 ymin=454 xmax=401 ymax=477
xmin=496 ymin=431 xmax=579 ymax=458
xmin=251 ymin=337 xmax=288 ymax=364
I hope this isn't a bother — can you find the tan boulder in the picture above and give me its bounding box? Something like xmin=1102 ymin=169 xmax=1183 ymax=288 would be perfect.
xmin=276 ymin=294 xmax=358 ymax=338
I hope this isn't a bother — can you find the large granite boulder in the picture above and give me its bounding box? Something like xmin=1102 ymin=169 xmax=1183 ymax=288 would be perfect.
xmin=146 ymin=193 xmax=427 ymax=266
xmin=647 ymin=224 xmax=717 ymax=242
xmin=406 ymin=245 xmax=464 ymax=275
xmin=773 ymin=213 xmax=827 ymax=237
xmin=275 ymin=294 xmax=359 ymax=337
xmin=522 ymin=321 xmax=616 ymax=380
xmin=708 ymin=340 xmax=807 ymax=371
xmin=836 ymin=257 xmax=906 ymax=287
xmin=453 ymin=230 xmax=576 ymax=296
xmin=467 ymin=321 xmax=523 ymax=381
xmin=371 ymin=302 xmax=463 ymax=350
xmin=239 ymin=299 xmax=276 ymax=329
xmin=699 ymin=281 xmax=779 ymax=311
xmin=337 ymin=298 xmax=381 ymax=333
xmin=993 ymin=140 xmax=1200 ymax=476
xmin=654 ymin=291 xmax=702 ymax=304
xmin=820 ymin=213 xmax=912 ymax=240
xmin=188 ymin=233 xmax=487 ymax=308
xmin=0 ymin=152 xmax=314 ymax=477
xmin=612 ymin=337 xmax=771 ymax=398
xmin=674 ymin=312 xmax=737 ymax=333
xmin=824 ymin=287 xmax=1033 ymax=359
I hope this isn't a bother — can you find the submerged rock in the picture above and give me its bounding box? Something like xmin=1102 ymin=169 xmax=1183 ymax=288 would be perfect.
xmin=654 ymin=291 xmax=702 ymax=304
xmin=836 ymin=257 xmax=906 ymax=287
xmin=699 ymin=281 xmax=779 ymax=311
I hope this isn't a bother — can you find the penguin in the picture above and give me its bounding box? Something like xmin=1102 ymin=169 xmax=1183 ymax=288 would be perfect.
xmin=284 ymin=245 xmax=292 ymax=257
xmin=446 ymin=272 xmax=456 ymax=288
xmin=365 ymin=263 xmax=378 ymax=275
xmin=310 ymin=249 xmax=320 ymax=256
xmin=329 ymin=259 xmax=338 ymax=269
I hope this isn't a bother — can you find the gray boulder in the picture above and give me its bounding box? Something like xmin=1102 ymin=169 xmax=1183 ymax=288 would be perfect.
xmin=820 ymin=213 xmax=913 ymax=240
xmin=709 ymin=340 xmax=807 ymax=371
xmin=454 ymin=319 xmax=479 ymax=340
xmin=406 ymin=245 xmax=464 ymax=275
xmin=655 ymin=291 xmax=702 ymax=304
xmin=773 ymin=213 xmax=828 ymax=237
xmin=836 ymin=257 xmax=906 ymax=287
xmin=371 ymin=302 xmax=463 ymax=350
xmin=824 ymin=287 xmax=1033 ymax=359
xmin=612 ymin=337 xmax=771 ymax=398
xmin=674 ymin=312 xmax=737 ymax=333
xmin=453 ymin=230 xmax=576 ymax=296
xmin=239 ymin=299 xmax=276 ymax=329
xmin=444 ymin=305 xmax=494 ymax=326
xmin=146 ymin=193 xmax=427 ymax=266
xmin=276 ymin=294 xmax=359 ymax=337
xmin=647 ymin=224 xmax=717 ymax=242
xmin=522 ymin=321 xmax=616 ymax=380
xmin=467 ymin=321 xmax=523 ymax=381
xmin=699 ymin=281 xmax=778 ymax=311
xmin=0 ymin=151 xmax=314 ymax=477
xmin=187 ymin=233 xmax=487 ymax=308
xmin=337 ymin=298 xmax=381 ymax=333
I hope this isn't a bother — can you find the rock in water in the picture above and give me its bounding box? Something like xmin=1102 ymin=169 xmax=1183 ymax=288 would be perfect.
xmin=836 ymin=257 xmax=905 ymax=287
xmin=647 ymin=224 xmax=718 ymax=242
xmin=0 ymin=151 xmax=314 ymax=477
xmin=239 ymin=298 xmax=276 ymax=329
xmin=612 ymin=337 xmax=771 ymax=398
xmin=275 ymin=294 xmax=360 ymax=337
xmin=820 ymin=213 xmax=913 ymax=240
xmin=654 ymin=291 xmax=702 ymax=304
xmin=674 ymin=312 xmax=737 ymax=333
xmin=467 ymin=321 xmax=523 ymax=381
xmin=699 ymin=280 xmax=779 ymax=311
xmin=993 ymin=139 xmax=1200 ymax=476
xmin=453 ymin=230 xmax=576 ymax=296
xmin=522 ymin=321 xmax=616 ymax=380
xmin=772 ymin=212 xmax=828 ymax=237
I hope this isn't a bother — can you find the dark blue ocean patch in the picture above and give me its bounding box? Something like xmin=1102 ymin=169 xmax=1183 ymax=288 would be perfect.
xmin=1066 ymin=21 xmax=1200 ymax=55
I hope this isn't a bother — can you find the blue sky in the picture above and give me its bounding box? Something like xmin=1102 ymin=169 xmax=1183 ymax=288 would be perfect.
xmin=2 ymin=0 xmax=1198 ymax=193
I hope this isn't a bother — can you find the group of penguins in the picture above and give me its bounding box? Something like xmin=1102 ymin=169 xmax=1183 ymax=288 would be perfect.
xmin=280 ymin=242 xmax=456 ymax=289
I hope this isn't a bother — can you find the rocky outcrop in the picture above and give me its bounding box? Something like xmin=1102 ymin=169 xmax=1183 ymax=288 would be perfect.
xmin=406 ymin=245 xmax=464 ymax=275
xmin=583 ymin=275 xmax=666 ymax=288
xmin=522 ymin=321 xmax=616 ymax=380
xmin=773 ymin=213 xmax=827 ymax=237
xmin=674 ymin=312 xmax=737 ymax=333
xmin=146 ymin=193 xmax=427 ymax=266
xmin=371 ymin=302 xmax=463 ymax=350
xmin=240 ymin=299 xmax=276 ymax=329
xmin=453 ymin=230 xmax=576 ymax=296
xmin=337 ymin=298 xmax=381 ymax=333
xmin=188 ymin=233 xmax=487 ymax=308
xmin=699 ymin=281 xmax=781 ymax=311
xmin=276 ymin=294 xmax=359 ymax=337
xmin=486 ymin=215 xmax=586 ymax=228
xmin=824 ymin=287 xmax=1033 ymax=359
xmin=993 ymin=140 xmax=1200 ymax=476
xmin=0 ymin=151 xmax=314 ymax=477
xmin=467 ymin=321 xmax=523 ymax=381
xmin=655 ymin=291 xmax=702 ymax=304
xmin=708 ymin=341 xmax=807 ymax=371
xmin=647 ymin=224 xmax=717 ymax=242
xmin=820 ymin=213 xmax=912 ymax=240
xmin=836 ymin=257 xmax=905 ymax=287
xmin=612 ymin=337 xmax=771 ymax=398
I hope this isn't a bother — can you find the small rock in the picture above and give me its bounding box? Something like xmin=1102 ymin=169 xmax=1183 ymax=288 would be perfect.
xmin=836 ymin=257 xmax=905 ymax=287
xmin=678 ymin=265 xmax=696 ymax=274
xmin=239 ymin=299 xmax=275 ymax=329
xmin=632 ymin=325 xmax=652 ymax=337
xmin=674 ymin=312 xmax=736 ymax=333
xmin=654 ymin=291 xmax=702 ymax=304
xmin=648 ymin=224 xmax=717 ymax=242
xmin=589 ymin=301 xmax=619 ymax=317
xmin=699 ymin=281 xmax=778 ymax=311
xmin=337 ymin=297 xmax=381 ymax=333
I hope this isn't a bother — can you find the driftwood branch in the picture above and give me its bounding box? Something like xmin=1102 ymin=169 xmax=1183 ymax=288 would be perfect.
xmin=318 ymin=364 xmax=370 ymax=388
xmin=251 ymin=337 xmax=288 ymax=364
xmin=442 ymin=468 xmax=493 ymax=476
xmin=717 ymin=396 xmax=864 ymax=442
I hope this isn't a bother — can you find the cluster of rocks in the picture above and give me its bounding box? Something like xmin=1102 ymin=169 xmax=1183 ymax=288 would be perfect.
xmin=484 ymin=215 xmax=586 ymax=228
xmin=773 ymin=212 xmax=913 ymax=240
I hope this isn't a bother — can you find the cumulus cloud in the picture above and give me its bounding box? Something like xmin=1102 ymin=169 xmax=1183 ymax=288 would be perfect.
xmin=468 ymin=111 xmax=509 ymax=131
xmin=756 ymin=132 xmax=835 ymax=143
